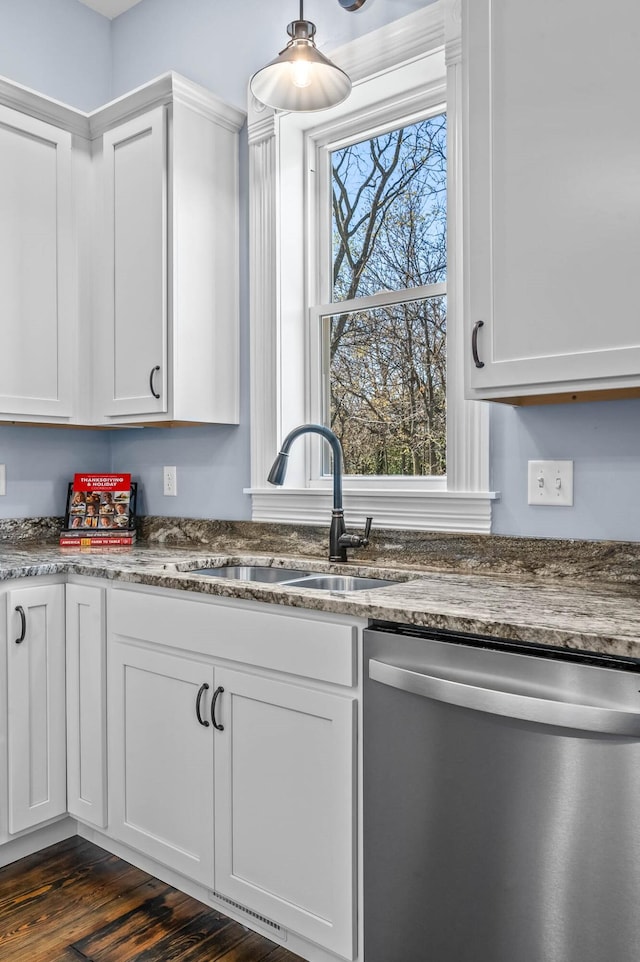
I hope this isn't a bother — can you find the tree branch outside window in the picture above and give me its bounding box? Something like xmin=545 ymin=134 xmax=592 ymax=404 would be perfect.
xmin=328 ymin=113 xmax=447 ymax=476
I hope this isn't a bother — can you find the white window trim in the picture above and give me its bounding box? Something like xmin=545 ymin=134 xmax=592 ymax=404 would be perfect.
xmin=246 ymin=0 xmax=496 ymax=533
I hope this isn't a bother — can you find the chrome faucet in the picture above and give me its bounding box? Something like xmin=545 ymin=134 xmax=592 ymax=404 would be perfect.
xmin=268 ymin=423 xmax=372 ymax=562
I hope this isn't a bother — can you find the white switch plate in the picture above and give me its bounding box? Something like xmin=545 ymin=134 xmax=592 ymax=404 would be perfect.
xmin=163 ymin=466 xmax=177 ymax=496
xmin=0 ymin=464 xmax=5 ymax=496
xmin=528 ymin=460 xmax=573 ymax=506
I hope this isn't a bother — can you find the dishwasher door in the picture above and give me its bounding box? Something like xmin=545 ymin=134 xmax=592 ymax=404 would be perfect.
xmin=363 ymin=625 xmax=640 ymax=962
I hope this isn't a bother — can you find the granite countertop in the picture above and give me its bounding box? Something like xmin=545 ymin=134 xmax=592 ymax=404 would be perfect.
xmin=2 ymin=517 xmax=640 ymax=661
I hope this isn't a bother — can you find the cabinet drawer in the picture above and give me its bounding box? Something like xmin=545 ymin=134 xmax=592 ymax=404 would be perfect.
xmin=110 ymin=590 xmax=357 ymax=687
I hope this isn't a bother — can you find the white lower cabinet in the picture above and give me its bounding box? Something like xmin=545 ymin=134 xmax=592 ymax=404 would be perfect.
xmin=214 ymin=667 xmax=355 ymax=959
xmin=109 ymin=638 xmax=213 ymax=886
xmin=108 ymin=639 xmax=216 ymax=887
xmin=66 ymin=584 xmax=107 ymax=828
xmin=107 ymin=589 xmax=358 ymax=960
xmin=0 ymin=580 xmax=358 ymax=960
xmin=6 ymin=584 xmax=66 ymax=834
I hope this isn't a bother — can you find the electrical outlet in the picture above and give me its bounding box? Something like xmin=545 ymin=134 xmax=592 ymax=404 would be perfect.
xmin=0 ymin=464 xmax=5 ymax=496
xmin=163 ymin=466 xmax=177 ymax=496
xmin=527 ymin=460 xmax=573 ymax=506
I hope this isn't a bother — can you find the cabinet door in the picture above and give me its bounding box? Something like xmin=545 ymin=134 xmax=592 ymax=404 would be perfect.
xmin=100 ymin=106 xmax=168 ymax=417
xmin=6 ymin=584 xmax=66 ymax=834
xmin=464 ymin=0 xmax=640 ymax=401
xmin=108 ymin=639 xmax=214 ymax=886
xmin=214 ymin=668 xmax=356 ymax=959
xmin=0 ymin=106 xmax=75 ymax=418
xmin=66 ymin=584 xmax=106 ymax=828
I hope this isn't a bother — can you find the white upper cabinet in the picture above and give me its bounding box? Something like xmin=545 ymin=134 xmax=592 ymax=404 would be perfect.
xmin=463 ymin=0 xmax=640 ymax=404
xmin=95 ymin=80 xmax=243 ymax=424
xmin=99 ymin=107 xmax=168 ymax=419
xmin=0 ymin=73 xmax=244 ymax=426
xmin=0 ymin=106 xmax=77 ymax=419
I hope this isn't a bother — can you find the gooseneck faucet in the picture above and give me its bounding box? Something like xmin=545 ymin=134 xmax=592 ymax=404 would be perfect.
xmin=268 ymin=423 xmax=372 ymax=562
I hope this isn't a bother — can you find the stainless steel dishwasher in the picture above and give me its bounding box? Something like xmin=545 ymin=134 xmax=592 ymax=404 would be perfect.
xmin=363 ymin=621 xmax=640 ymax=962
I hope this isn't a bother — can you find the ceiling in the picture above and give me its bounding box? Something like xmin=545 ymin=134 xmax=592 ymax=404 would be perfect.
xmin=77 ymin=0 xmax=143 ymax=19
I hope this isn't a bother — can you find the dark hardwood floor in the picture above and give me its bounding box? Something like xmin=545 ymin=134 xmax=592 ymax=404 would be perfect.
xmin=0 ymin=836 xmax=304 ymax=962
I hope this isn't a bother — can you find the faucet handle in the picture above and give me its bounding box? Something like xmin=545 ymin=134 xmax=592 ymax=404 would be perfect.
xmin=363 ymin=516 xmax=373 ymax=545
xmin=339 ymin=516 xmax=373 ymax=551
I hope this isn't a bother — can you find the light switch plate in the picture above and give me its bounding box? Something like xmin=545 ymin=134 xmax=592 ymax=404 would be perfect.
xmin=528 ymin=460 xmax=573 ymax=506
xmin=0 ymin=464 xmax=5 ymax=496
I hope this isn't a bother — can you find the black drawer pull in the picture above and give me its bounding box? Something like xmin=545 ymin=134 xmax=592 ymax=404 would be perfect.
xmin=15 ymin=606 xmax=26 ymax=644
xmin=472 ymin=320 xmax=485 ymax=369
xmin=211 ymin=686 xmax=225 ymax=731
xmin=196 ymin=683 xmax=210 ymax=727
xmin=149 ymin=365 xmax=161 ymax=398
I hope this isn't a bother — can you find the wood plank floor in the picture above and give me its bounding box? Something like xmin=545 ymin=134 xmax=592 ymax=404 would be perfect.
xmin=0 ymin=837 xmax=305 ymax=962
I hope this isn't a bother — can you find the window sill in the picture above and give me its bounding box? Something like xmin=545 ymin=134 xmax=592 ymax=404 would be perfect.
xmin=245 ymin=487 xmax=498 ymax=533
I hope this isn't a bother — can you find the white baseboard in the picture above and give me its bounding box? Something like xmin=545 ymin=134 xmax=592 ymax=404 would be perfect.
xmin=0 ymin=817 xmax=77 ymax=868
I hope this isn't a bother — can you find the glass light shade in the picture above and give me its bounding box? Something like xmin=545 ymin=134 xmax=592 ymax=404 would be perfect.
xmin=251 ymin=30 xmax=352 ymax=112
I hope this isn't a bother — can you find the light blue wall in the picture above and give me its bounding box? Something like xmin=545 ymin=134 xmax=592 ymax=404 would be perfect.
xmin=0 ymin=428 xmax=108 ymax=520
xmin=0 ymin=0 xmax=110 ymax=110
xmin=110 ymin=0 xmax=430 ymax=110
xmin=108 ymin=425 xmax=251 ymax=520
xmin=2 ymin=0 xmax=640 ymax=540
xmin=490 ymin=400 xmax=640 ymax=541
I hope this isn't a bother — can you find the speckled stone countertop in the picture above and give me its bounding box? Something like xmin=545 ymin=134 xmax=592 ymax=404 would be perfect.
xmin=2 ymin=516 xmax=640 ymax=660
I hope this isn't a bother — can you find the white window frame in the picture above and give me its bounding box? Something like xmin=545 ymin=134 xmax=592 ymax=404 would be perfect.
xmin=309 ymin=99 xmax=448 ymax=485
xmin=246 ymin=0 xmax=495 ymax=532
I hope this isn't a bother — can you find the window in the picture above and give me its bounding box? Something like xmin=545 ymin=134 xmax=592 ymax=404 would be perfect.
xmin=248 ymin=2 xmax=494 ymax=532
xmin=318 ymin=113 xmax=447 ymax=478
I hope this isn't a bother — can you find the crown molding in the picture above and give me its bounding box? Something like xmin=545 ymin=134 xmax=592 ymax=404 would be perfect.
xmin=0 ymin=75 xmax=91 ymax=138
xmin=331 ymin=3 xmax=445 ymax=83
xmin=88 ymin=73 xmax=245 ymax=138
xmin=169 ymin=74 xmax=245 ymax=132
xmin=0 ymin=71 xmax=246 ymax=142
xmin=247 ymin=111 xmax=277 ymax=146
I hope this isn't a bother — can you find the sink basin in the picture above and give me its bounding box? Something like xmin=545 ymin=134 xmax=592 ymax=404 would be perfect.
xmin=189 ymin=565 xmax=310 ymax=583
xmin=186 ymin=566 xmax=397 ymax=591
xmin=284 ymin=575 xmax=395 ymax=591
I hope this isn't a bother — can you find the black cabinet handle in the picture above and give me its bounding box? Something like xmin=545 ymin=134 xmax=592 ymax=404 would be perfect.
xmin=472 ymin=320 xmax=485 ymax=369
xmin=211 ymin=686 xmax=225 ymax=731
xmin=15 ymin=606 xmax=26 ymax=644
xmin=149 ymin=365 xmax=161 ymax=398
xmin=195 ymin=683 xmax=210 ymax=727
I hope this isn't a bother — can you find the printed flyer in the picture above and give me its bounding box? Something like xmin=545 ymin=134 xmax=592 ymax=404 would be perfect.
xmin=61 ymin=474 xmax=137 ymax=547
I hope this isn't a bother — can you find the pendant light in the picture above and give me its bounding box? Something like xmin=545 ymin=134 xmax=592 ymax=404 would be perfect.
xmin=250 ymin=0 xmax=367 ymax=113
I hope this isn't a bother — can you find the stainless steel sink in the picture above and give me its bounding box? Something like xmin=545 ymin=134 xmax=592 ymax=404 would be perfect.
xmin=187 ymin=566 xmax=397 ymax=591
xmin=189 ymin=565 xmax=310 ymax=583
xmin=284 ymin=575 xmax=395 ymax=591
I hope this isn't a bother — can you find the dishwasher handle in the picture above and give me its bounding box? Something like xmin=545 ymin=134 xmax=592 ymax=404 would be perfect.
xmin=369 ymin=658 xmax=640 ymax=737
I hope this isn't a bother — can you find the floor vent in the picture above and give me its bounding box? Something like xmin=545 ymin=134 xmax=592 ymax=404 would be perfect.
xmin=209 ymin=890 xmax=285 ymax=938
